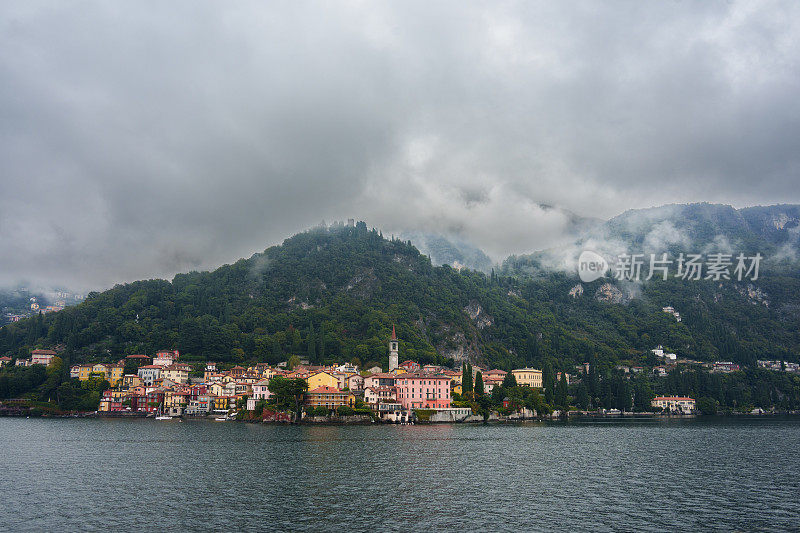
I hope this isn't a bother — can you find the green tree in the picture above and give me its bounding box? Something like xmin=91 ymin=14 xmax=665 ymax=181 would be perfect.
xmin=543 ymin=361 xmax=555 ymax=406
xmin=697 ymin=396 xmax=719 ymax=415
xmin=576 ymin=381 xmax=590 ymax=409
xmin=502 ymin=372 xmax=518 ymax=388
xmin=462 ymin=363 xmax=473 ymax=401
xmin=307 ymin=322 xmax=316 ymax=361
xmin=268 ymin=376 xmax=307 ymax=420
xmin=474 ymin=371 xmax=484 ymax=397
xmin=555 ymin=372 xmax=568 ymax=409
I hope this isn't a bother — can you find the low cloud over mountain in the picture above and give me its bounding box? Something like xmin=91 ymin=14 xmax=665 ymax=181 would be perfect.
xmin=2 ymin=2 xmax=800 ymax=289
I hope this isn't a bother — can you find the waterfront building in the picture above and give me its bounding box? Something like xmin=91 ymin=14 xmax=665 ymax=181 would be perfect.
xmin=651 ymin=396 xmax=696 ymax=413
xmin=395 ymin=373 xmax=451 ymax=410
xmin=304 ymin=386 xmax=354 ymax=410
xmin=363 ymin=386 xmax=397 ymax=409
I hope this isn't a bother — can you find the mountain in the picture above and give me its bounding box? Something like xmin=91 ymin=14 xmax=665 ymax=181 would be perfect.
xmin=502 ymin=203 xmax=800 ymax=275
xmin=399 ymin=232 xmax=494 ymax=273
xmin=1 ymin=208 xmax=799 ymax=378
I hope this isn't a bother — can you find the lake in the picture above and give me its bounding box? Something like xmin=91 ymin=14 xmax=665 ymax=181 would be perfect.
xmin=1 ymin=416 xmax=798 ymax=532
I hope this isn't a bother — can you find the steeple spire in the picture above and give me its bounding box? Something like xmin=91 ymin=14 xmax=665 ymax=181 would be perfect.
xmin=389 ymin=325 xmax=399 ymax=371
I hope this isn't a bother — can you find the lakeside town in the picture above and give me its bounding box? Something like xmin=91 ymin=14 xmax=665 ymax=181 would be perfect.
xmin=4 ymin=326 xmax=799 ymax=423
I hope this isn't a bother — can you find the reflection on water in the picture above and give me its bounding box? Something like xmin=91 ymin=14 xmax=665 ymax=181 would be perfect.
xmin=1 ymin=417 xmax=798 ymax=531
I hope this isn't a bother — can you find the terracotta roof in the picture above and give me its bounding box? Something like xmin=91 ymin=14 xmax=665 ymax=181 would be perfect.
xmin=126 ymin=354 xmax=150 ymax=359
xmin=31 ymin=349 xmax=57 ymax=355
xmin=653 ymin=396 xmax=695 ymax=401
xmin=395 ymin=372 xmax=450 ymax=380
xmin=391 ymin=324 xmax=397 ymax=340
xmin=307 ymin=386 xmax=345 ymax=394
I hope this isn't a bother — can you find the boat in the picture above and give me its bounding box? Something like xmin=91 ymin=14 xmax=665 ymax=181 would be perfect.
xmin=154 ymin=404 xmax=172 ymax=420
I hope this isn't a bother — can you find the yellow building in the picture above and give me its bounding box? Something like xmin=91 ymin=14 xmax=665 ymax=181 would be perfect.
xmin=78 ymin=364 xmax=93 ymax=381
xmin=512 ymin=368 xmax=543 ymax=388
xmin=163 ymin=365 xmax=189 ymax=384
xmin=307 ymin=371 xmax=340 ymax=390
xmin=304 ymin=386 xmax=355 ymax=409
xmin=164 ymin=390 xmax=189 ymax=410
xmin=453 ymin=384 xmax=463 ymax=395
xmin=107 ymin=364 xmax=124 ymax=386
xmin=122 ymin=374 xmax=142 ymax=390
xmin=213 ymin=395 xmax=234 ymax=410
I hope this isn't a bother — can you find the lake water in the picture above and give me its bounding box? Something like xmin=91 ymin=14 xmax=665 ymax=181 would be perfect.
xmin=1 ymin=416 xmax=798 ymax=532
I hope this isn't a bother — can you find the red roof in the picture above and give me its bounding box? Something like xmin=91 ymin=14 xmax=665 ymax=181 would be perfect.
xmin=396 ymin=372 xmax=450 ymax=380
xmin=126 ymin=354 xmax=150 ymax=359
xmin=31 ymin=349 xmax=57 ymax=355
xmin=307 ymin=386 xmax=345 ymax=394
xmin=391 ymin=324 xmax=397 ymax=340
xmin=653 ymin=396 xmax=695 ymax=401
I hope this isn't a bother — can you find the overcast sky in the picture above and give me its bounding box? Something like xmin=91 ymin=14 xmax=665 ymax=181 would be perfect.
xmin=2 ymin=1 xmax=799 ymax=290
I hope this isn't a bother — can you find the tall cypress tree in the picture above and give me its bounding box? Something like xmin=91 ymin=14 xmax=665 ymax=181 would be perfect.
xmin=556 ymin=372 xmax=568 ymax=408
xmin=462 ymin=363 xmax=473 ymax=400
xmin=474 ymin=371 xmax=484 ymax=397
xmin=543 ymin=361 xmax=555 ymax=406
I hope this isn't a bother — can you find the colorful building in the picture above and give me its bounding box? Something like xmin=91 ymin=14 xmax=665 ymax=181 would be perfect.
xmin=651 ymin=396 xmax=696 ymax=413
xmin=308 ymin=371 xmax=340 ymax=391
xmin=395 ymin=373 xmax=451 ymax=410
xmin=30 ymin=349 xmax=57 ymax=365
xmin=304 ymin=386 xmax=354 ymax=410
xmin=512 ymin=368 xmax=543 ymax=388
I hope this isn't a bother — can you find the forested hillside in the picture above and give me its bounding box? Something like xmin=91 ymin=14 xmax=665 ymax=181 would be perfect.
xmin=1 ymin=218 xmax=799 ymax=376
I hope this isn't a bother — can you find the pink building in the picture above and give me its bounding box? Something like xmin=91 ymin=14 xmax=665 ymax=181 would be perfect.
xmin=395 ymin=373 xmax=451 ymax=410
xmin=252 ymin=379 xmax=273 ymax=401
xmin=31 ymin=349 xmax=57 ymax=365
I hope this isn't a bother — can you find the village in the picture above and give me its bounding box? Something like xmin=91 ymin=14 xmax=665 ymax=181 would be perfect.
xmin=0 ymin=326 xmax=739 ymax=423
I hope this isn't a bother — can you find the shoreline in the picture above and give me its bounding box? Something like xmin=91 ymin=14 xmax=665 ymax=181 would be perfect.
xmin=3 ymin=408 xmax=800 ymax=423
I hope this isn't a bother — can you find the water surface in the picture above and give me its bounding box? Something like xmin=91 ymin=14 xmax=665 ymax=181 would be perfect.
xmin=1 ymin=416 xmax=798 ymax=531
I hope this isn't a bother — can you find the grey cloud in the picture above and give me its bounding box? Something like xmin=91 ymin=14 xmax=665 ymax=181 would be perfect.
xmin=1 ymin=1 xmax=799 ymax=289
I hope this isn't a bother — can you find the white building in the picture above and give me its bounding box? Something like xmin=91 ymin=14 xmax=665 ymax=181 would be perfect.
xmin=651 ymin=396 xmax=695 ymax=413
xmin=137 ymin=365 xmax=163 ymax=386
xmin=30 ymin=349 xmax=57 ymax=365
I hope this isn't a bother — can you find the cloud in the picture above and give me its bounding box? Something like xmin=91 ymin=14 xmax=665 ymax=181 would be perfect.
xmin=1 ymin=1 xmax=799 ymax=289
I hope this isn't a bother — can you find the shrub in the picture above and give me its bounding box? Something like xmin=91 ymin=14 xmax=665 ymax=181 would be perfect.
xmin=336 ymin=405 xmax=355 ymax=416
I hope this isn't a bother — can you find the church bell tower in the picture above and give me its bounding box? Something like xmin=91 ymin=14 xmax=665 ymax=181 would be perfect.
xmin=389 ymin=325 xmax=399 ymax=371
